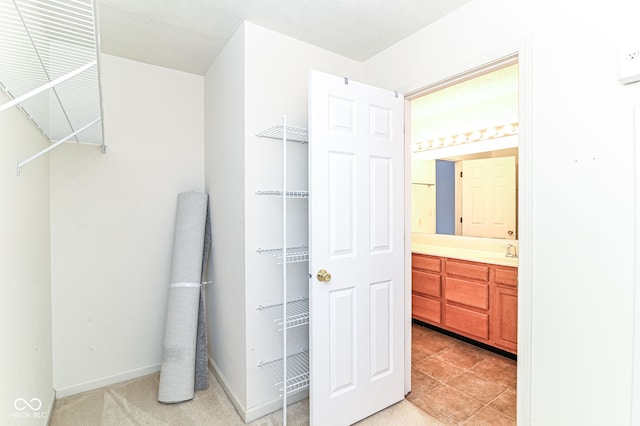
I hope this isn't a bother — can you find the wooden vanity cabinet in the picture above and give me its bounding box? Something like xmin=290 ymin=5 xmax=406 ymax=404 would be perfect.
xmin=411 ymin=253 xmax=518 ymax=354
xmin=493 ymin=266 xmax=518 ymax=353
xmin=411 ymin=254 xmax=442 ymax=326
xmin=443 ymin=260 xmax=491 ymax=344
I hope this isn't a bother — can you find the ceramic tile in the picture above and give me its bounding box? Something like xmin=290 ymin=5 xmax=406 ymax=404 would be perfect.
xmin=414 ymin=356 xmax=464 ymax=382
xmin=462 ymin=405 xmax=515 ymax=425
xmin=410 ymin=322 xmax=517 ymax=424
xmin=436 ymin=345 xmax=487 ymax=370
xmin=418 ymin=385 xmax=484 ymax=424
xmin=489 ymin=387 xmax=517 ymax=419
xmin=410 ymin=369 xmax=443 ymax=399
xmin=412 ymin=346 xmax=431 ymax=364
xmin=446 ymin=372 xmax=507 ymax=404
xmin=412 ymin=333 xmax=455 ymax=355
xmin=468 ymin=358 xmax=517 ymax=387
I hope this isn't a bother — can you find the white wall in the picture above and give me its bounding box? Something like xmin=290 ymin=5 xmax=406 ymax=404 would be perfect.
xmin=203 ymin=24 xmax=248 ymax=412
xmin=242 ymin=21 xmax=363 ymax=415
xmin=50 ymin=54 xmax=205 ymax=396
xmin=365 ymin=0 xmax=640 ymax=424
xmin=0 ymin=91 xmax=54 ymax=424
xmin=204 ymin=21 xmax=364 ymax=420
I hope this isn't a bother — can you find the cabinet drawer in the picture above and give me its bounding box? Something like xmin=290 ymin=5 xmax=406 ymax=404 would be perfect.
xmin=412 ymin=294 xmax=441 ymax=325
xmin=495 ymin=267 xmax=518 ymax=287
xmin=446 ymin=260 xmax=489 ymax=281
xmin=445 ymin=278 xmax=489 ymax=310
xmin=412 ymin=254 xmax=442 ymax=273
xmin=412 ymin=270 xmax=441 ymax=298
xmin=444 ymin=304 xmax=490 ymax=340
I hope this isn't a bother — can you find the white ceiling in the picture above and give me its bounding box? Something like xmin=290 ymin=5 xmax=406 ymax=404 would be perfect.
xmin=97 ymin=0 xmax=472 ymax=75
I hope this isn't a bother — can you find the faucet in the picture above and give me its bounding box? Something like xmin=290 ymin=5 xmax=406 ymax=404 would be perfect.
xmin=505 ymin=244 xmax=517 ymax=258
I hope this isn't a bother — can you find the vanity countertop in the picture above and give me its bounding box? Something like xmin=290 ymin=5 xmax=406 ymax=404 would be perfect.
xmin=411 ymin=243 xmax=519 ymax=268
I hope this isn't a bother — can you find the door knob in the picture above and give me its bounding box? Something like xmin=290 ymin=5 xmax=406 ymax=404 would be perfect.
xmin=317 ymin=269 xmax=332 ymax=283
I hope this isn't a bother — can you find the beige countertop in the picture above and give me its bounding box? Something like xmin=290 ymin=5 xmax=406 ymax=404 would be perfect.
xmin=412 ymin=242 xmax=519 ymax=268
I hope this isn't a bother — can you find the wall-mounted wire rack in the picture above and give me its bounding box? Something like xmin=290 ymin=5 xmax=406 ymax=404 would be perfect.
xmin=256 ymin=245 xmax=310 ymax=264
xmin=256 ymin=245 xmax=307 ymax=254
xmin=256 ymin=125 xmax=308 ymax=144
xmin=256 ymin=297 xmax=310 ymax=330
xmin=275 ymin=251 xmax=310 ymax=264
xmin=256 ymin=117 xmax=310 ymax=425
xmin=258 ymin=349 xmax=310 ymax=397
xmin=0 ymin=0 xmax=105 ymax=175
xmin=255 ymin=190 xmax=309 ymax=198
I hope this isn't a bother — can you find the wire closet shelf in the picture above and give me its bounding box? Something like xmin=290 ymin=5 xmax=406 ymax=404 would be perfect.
xmin=256 ymin=117 xmax=310 ymax=425
xmin=0 ymin=0 xmax=105 ymax=175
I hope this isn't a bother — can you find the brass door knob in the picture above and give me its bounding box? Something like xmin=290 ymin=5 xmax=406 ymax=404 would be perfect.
xmin=317 ymin=269 xmax=332 ymax=283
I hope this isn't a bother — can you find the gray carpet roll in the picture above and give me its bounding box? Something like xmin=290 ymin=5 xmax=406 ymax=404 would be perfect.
xmin=158 ymin=192 xmax=209 ymax=403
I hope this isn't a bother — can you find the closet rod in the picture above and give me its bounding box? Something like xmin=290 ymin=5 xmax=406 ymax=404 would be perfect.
xmin=0 ymin=59 xmax=96 ymax=113
xmin=16 ymin=116 xmax=101 ymax=176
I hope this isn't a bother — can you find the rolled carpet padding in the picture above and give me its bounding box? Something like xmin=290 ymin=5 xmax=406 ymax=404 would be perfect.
xmin=194 ymin=199 xmax=212 ymax=391
xmin=158 ymin=192 xmax=209 ymax=403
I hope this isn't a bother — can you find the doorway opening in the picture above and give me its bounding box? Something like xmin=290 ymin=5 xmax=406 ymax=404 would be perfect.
xmin=406 ymin=55 xmax=520 ymax=424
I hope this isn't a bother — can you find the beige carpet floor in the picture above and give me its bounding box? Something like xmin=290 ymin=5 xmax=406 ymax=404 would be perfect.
xmin=50 ymin=369 xmax=443 ymax=425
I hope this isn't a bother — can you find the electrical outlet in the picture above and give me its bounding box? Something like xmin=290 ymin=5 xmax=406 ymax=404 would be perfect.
xmin=619 ymin=45 xmax=640 ymax=84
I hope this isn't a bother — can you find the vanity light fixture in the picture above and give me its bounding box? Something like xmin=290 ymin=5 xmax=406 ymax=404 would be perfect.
xmin=412 ymin=122 xmax=519 ymax=152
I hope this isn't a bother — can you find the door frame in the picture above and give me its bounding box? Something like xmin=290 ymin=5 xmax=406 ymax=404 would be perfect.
xmin=632 ymin=105 xmax=640 ymax=425
xmin=402 ymin=41 xmax=533 ymax=424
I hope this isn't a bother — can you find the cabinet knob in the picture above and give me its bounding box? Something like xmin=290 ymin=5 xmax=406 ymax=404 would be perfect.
xmin=317 ymin=269 xmax=332 ymax=283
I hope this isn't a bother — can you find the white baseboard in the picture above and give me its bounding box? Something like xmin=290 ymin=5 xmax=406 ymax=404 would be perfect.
xmin=208 ymin=357 xmax=246 ymax=420
xmin=245 ymin=388 xmax=308 ymax=423
xmin=208 ymin=357 xmax=308 ymax=423
xmin=44 ymin=388 xmax=55 ymax=425
xmin=54 ymin=363 xmax=161 ymax=399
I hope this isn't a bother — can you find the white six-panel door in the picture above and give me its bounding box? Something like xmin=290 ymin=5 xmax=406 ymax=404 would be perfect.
xmin=461 ymin=156 xmax=516 ymax=239
xmin=308 ymin=70 xmax=405 ymax=425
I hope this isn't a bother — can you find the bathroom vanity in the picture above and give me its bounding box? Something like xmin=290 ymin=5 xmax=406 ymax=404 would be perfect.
xmin=411 ymin=240 xmax=518 ymax=354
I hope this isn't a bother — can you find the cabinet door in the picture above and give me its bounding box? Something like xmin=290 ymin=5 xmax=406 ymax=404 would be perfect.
xmin=494 ymin=286 xmax=518 ymax=353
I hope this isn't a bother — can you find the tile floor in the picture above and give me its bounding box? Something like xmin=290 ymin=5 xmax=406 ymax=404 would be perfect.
xmin=408 ymin=321 xmax=517 ymax=425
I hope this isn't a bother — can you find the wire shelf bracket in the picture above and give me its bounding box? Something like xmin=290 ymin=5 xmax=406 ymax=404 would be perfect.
xmin=16 ymin=116 xmax=102 ymax=176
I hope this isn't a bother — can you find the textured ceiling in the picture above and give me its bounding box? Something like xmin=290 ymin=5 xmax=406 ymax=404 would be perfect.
xmin=97 ymin=0 xmax=472 ymax=75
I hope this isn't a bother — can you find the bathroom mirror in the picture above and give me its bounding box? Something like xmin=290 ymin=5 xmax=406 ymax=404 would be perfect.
xmin=409 ymin=62 xmax=519 ymax=240
xmin=411 ymin=147 xmax=518 ymax=240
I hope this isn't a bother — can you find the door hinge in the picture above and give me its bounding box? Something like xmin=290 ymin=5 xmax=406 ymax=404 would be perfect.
xmin=460 ymin=171 xmax=463 ymax=178
xmin=460 ymin=217 xmax=463 ymax=223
